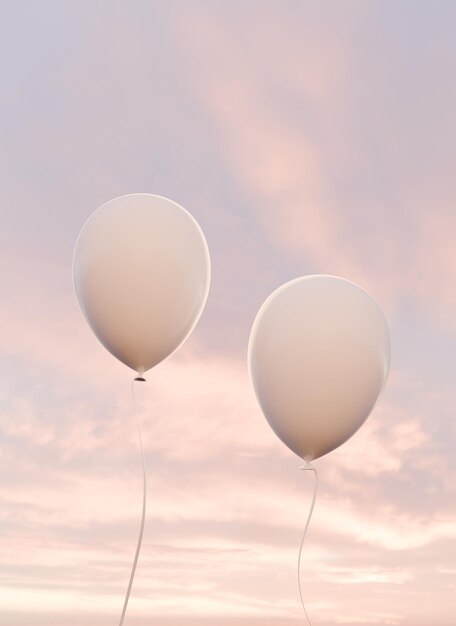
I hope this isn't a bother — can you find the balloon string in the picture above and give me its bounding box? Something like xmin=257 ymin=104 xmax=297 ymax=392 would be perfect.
xmin=118 ymin=380 xmax=147 ymax=626
xmin=298 ymin=462 xmax=319 ymax=626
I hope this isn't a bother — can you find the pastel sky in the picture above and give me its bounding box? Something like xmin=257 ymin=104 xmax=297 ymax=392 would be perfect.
xmin=0 ymin=2 xmax=455 ymax=626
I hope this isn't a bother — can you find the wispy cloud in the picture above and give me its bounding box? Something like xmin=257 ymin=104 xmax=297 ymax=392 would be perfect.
xmin=0 ymin=2 xmax=455 ymax=626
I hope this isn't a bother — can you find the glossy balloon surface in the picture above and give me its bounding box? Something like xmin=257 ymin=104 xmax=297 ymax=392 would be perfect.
xmin=248 ymin=275 xmax=390 ymax=461
xmin=73 ymin=194 xmax=211 ymax=374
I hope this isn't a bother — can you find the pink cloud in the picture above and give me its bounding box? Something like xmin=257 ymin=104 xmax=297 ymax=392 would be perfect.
xmin=174 ymin=4 xmax=456 ymax=329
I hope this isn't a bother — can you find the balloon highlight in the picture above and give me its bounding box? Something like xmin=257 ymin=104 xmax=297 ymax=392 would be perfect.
xmin=73 ymin=193 xmax=211 ymax=375
xmin=248 ymin=274 xmax=390 ymax=461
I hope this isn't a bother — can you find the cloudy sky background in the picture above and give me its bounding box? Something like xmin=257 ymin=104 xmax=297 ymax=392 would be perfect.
xmin=0 ymin=1 xmax=455 ymax=625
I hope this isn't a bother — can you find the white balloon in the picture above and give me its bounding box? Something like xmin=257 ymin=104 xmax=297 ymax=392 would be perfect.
xmin=248 ymin=275 xmax=390 ymax=461
xmin=73 ymin=194 xmax=211 ymax=375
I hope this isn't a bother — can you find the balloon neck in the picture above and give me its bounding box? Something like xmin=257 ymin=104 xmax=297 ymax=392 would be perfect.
xmin=134 ymin=367 xmax=146 ymax=382
xmin=300 ymin=459 xmax=314 ymax=471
